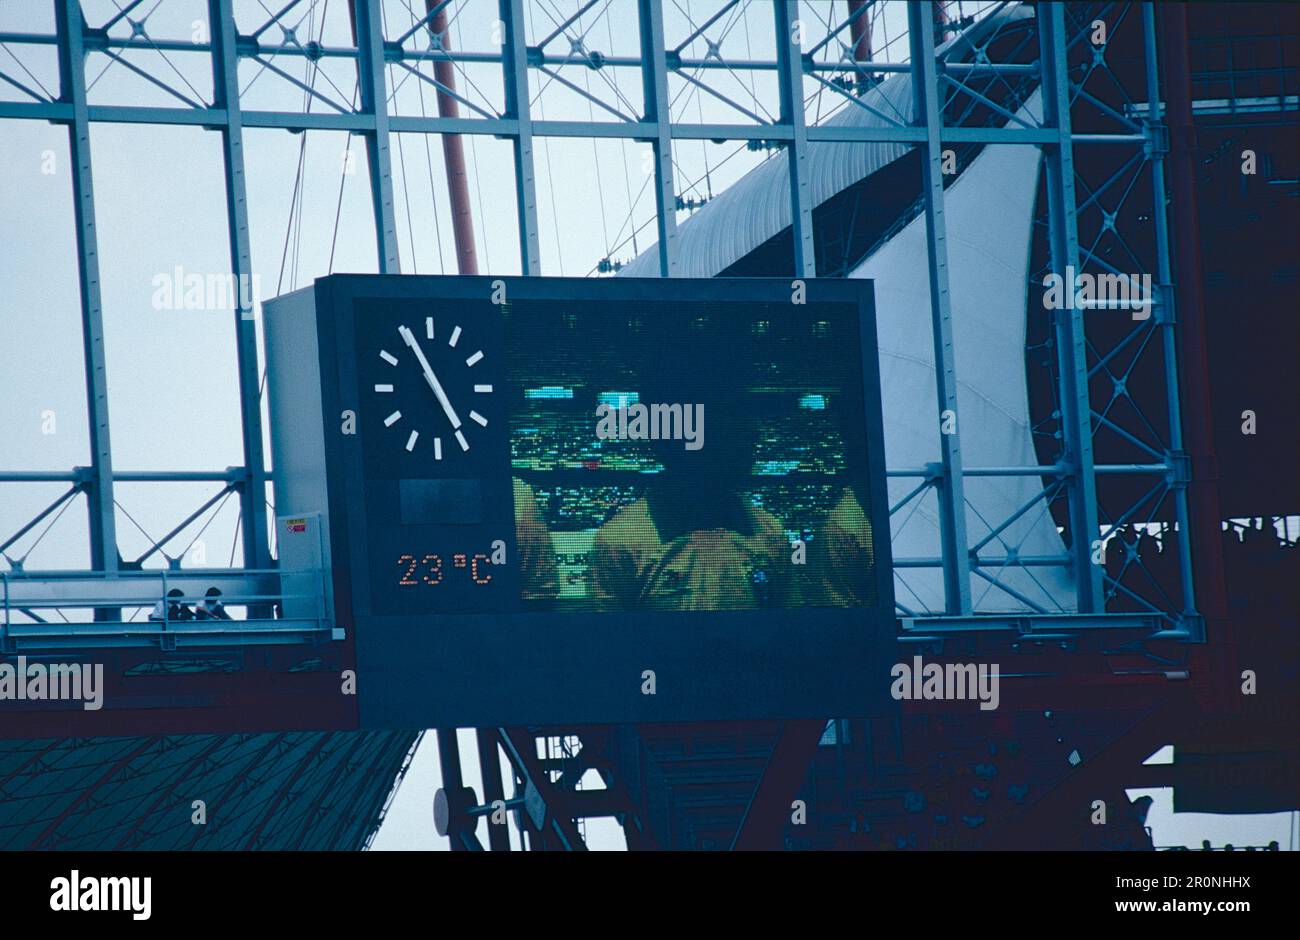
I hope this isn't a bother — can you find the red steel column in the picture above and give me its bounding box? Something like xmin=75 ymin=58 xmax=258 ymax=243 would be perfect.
xmin=934 ymin=1 xmax=951 ymax=43
xmin=847 ymin=0 xmax=872 ymax=61
xmin=429 ymin=1 xmax=480 ymax=275
xmin=1161 ymin=4 xmax=1233 ymax=710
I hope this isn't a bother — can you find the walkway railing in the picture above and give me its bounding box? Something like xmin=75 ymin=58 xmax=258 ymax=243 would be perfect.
xmin=0 ymin=567 xmax=336 ymax=652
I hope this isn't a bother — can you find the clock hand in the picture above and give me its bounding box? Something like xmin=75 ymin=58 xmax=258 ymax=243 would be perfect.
xmin=398 ymin=324 xmax=462 ymax=430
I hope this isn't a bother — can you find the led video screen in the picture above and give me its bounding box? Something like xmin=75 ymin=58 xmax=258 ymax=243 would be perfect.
xmin=501 ymin=300 xmax=879 ymax=613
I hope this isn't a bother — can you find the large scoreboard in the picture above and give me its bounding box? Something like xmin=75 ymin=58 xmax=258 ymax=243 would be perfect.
xmin=264 ymin=275 xmax=895 ymax=727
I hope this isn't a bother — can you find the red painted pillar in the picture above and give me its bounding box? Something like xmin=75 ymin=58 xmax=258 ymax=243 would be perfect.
xmin=847 ymin=0 xmax=872 ymax=61
xmin=1160 ymin=4 xmax=1234 ymax=711
xmin=428 ymin=1 xmax=480 ymax=275
xmin=934 ymin=1 xmax=951 ymax=44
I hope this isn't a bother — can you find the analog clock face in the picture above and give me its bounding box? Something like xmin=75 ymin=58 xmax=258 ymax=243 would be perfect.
xmin=364 ymin=313 xmax=495 ymax=468
xmin=351 ymin=296 xmax=516 ymax=613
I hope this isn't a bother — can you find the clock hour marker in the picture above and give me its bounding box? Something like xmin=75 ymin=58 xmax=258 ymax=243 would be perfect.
xmin=470 ymin=410 xmax=487 ymax=427
xmin=405 ymin=430 xmax=419 ymax=452
xmin=425 ymin=317 xmax=434 ymax=340
xmin=384 ymin=410 xmax=402 ymax=427
xmin=455 ymin=429 xmax=469 ymax=451
xmin=434 ymin=437 xmax=443 ymax=460
xmin=374 ymin=384 xmax=393 ymax=393
xmin=474 ymin=384 xmax=493 ymax=393
xmin=379 ymin=350 xmax=398 ymax=366
xmin=465 ymin=350 xmax=483 ymax=367
xmin=448 ymin=325 xmax=462 ymax=348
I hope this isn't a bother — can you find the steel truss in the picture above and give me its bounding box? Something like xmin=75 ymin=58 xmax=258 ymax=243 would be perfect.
xmin=2 ymin=0 xmax=1198 ymax=636
xmin=0 ymin=1 xmax=1218 ymax=847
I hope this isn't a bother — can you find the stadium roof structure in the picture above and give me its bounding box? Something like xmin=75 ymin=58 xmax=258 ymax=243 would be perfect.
xmin=1 ymin=0 xmax=1290 ymax=852
xmin=0 ymin=731 xmax=419 ymax=850
xmin=618 ymin=56 xmax=916 ymax=279
xmin=619 ymin=5 xmax=1033 ymax=280
xmin=623 ymin=5 xmax=1071 ymax=614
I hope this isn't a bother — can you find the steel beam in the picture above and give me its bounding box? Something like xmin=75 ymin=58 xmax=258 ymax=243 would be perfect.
xmin=476 ymin=729 xmax=511 ymax=851
xmin=908 ymin=1 xmax=971 ymax=614
xmin=55 ymin=0 xmax=119 ymax=600
xmin=502 ymin=0 xmax=541 ymax=275
xmin=1037 ymin=2 xmax=1103 ymax=613
xmin=0 ymin=469 xmax=251 ymax=483
xmin=436 ymin=728 xmax=470 ymax=850
xmin=0 ymin=99 xmax=1144 ymax=147
xmin=0 ymin=486 xmax=81 ymax=557
xmin=427 ymin=0 xmax=479 ymax=275
xmin=354 ymin=0 xmax=401 ymax=272
xmin=0 ymin=28 xmax=1044 ymax=75
xmin=900 ymin=612 xmax=1165 ymax=635
xmin=847 ymin=0 xmax=872 ymax=61
xmin=129 ymin=482 xmax=233 ymax=565
xmin=500 ymin=727 xmax=589 ymax=850
xmin=1155 ymin=4 xmax=1232 ymax=680
xmin=1141 ymin=3 xmax=1199 ymax=635
xmin=731 ymin=719 xmax=825 ymax=849
xmin=774 ymin=0 xmax=816 ymax=278
xmin=638 ymin=0 xmax=679 ymax=276
xmin=210 ymin=0 xmax=274 ymax=574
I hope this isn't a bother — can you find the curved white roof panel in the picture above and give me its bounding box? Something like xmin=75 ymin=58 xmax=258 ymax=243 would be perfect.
xmin=853 ymin=90 xmax=1074 ymax=613
xmin=618 ymin=72 xmax=916 ymax=279
xmin=622 ymin=64 xmax=1074 ymax=611
xmin=619 ymin=5 xmax=1034 ymax=280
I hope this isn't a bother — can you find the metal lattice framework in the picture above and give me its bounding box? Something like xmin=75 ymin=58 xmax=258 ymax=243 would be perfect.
xmin=0 ymin=0 xmax=1202 ymax=640
xmin=0 ymin=1 xmax=1231 ymax=853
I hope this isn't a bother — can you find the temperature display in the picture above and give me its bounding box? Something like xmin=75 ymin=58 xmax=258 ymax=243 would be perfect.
xmin=396 ymin=552 xmax=494 ymax=587
xmin=369 ymin=528 xmax=519 ymax=614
